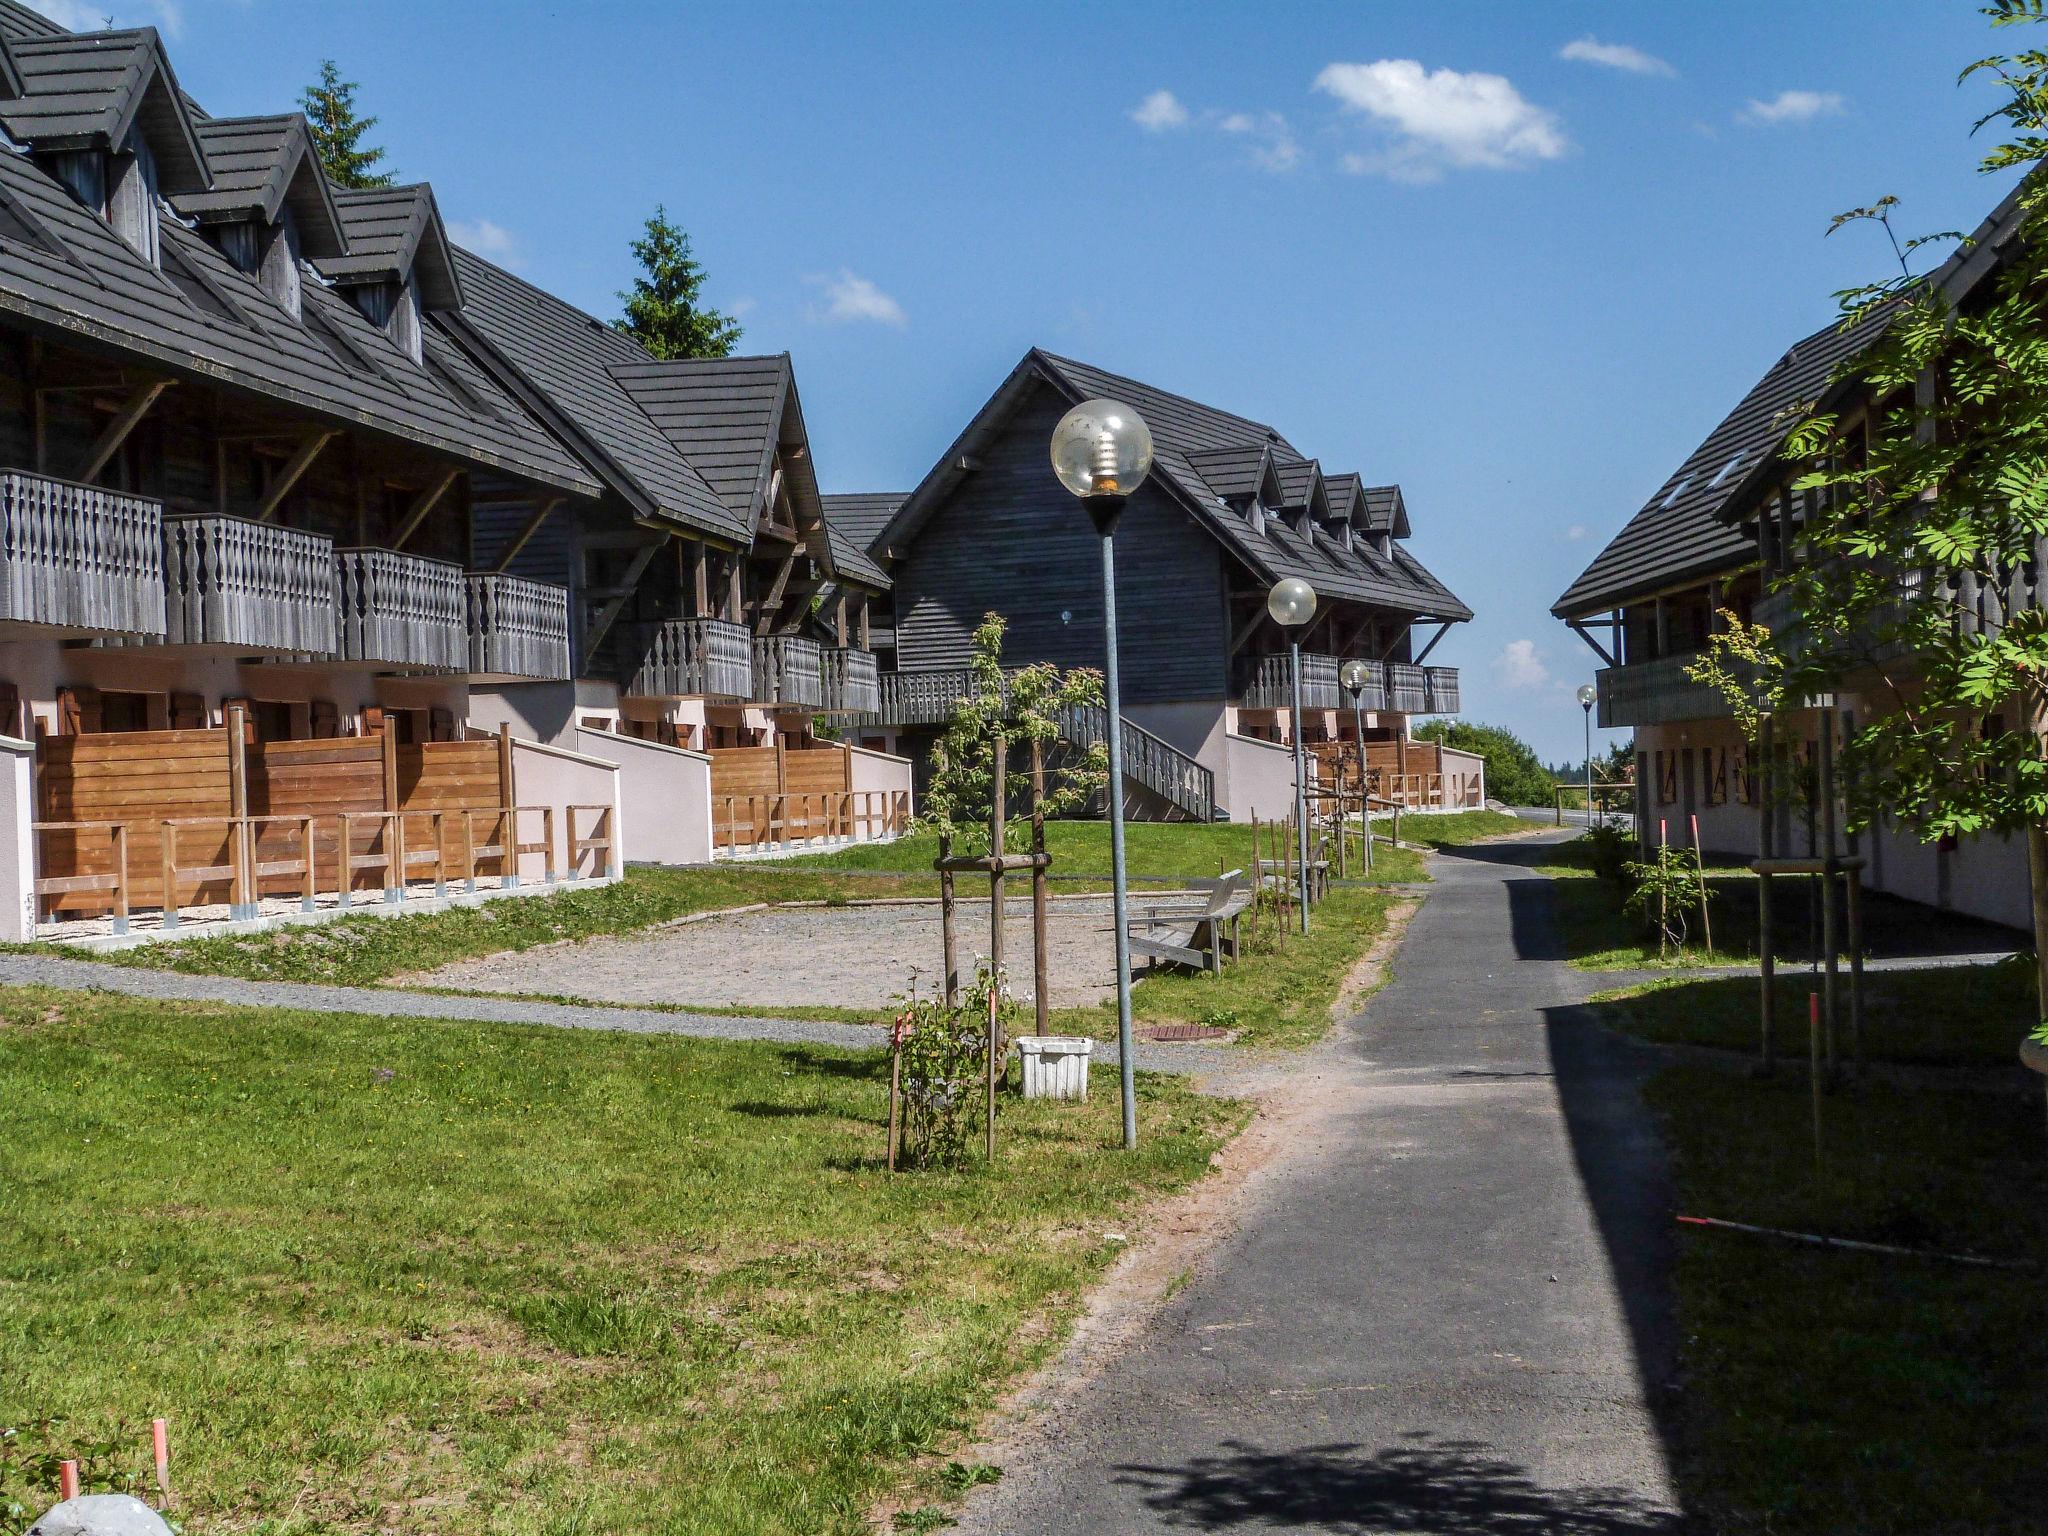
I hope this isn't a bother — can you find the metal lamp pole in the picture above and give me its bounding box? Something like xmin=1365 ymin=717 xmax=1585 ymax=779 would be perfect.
xmin=1578 ymin=683 xmax=1598 ymax=827
xmin=1051 ymin=399 xmax=1155 ymax=1152
xmin=1289 ymin=638 xmax=1310 ymax=933
xmin=1342 ymin=660 xmax=1371 ymax=871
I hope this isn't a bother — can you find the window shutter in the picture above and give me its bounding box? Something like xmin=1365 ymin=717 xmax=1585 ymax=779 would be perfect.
xmin=430 ymin=707 xmax=456 ymax=742
xmin=360 ymin=705 xmax=386 ymax=738
xmin=310 ymin=700 xmax=340 ymax=739
xmin=56 ymin=686 xmax=100 ymax=735
xmin=169 ymin=691 xmax=206 ymax=730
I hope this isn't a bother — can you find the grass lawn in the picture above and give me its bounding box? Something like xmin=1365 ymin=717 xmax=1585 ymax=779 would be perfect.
xmin=0 ymin=987 xmax=1239 ymax=1534
xmin=1582 ymin=971 xmax=2048 ymax=1530
xmin=1591 ymin=963 xmax=2037 ymax=1069
xmin=1629 ymin=1058 xmax=2048 ymax=1533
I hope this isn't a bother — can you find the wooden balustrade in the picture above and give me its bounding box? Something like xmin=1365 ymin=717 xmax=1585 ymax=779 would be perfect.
xmin=334 ymin=547 xmax=467 ymax=670
xmin=629 ymin=616 xmax=753 ymax=699
xmin=752 ymin=635 xmax=823 ymax=708
xmin=1239 ymin=652 xmax=1341 ymax=711
xmin=819 ymin=646 xmax=881 ymax=713
xmin=0 ymin=469 xmax=166 ymax=636
xmin=161 ymin=514 xmax=337 ymax=653
xmin=466 ymin=571 xmax=571 ymax=680
xmin=713 ymin=789 xmax=912 ymax=851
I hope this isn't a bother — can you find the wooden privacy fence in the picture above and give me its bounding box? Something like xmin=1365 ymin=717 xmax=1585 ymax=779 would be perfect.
xmin=33 ymin=712 xmax=577 ymax=929
xmin=709 ymin=741 xmax=910 ymax=851
xmin=1308 ymin=740 xmax=1482 ymax=811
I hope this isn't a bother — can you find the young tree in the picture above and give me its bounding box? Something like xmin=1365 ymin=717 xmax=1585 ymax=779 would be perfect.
xmin=1689 ymin=2 xmax=2048 ymax=1019
xmin=300 ymin=60 xmax=393 ymax=190
xmin=614 ymin=206 xmax=742 ymax=360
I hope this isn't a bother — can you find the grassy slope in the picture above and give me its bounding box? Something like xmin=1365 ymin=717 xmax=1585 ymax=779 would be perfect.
xmin=1588 ymin=978 xmax=2048 ymax=1531
xmin=0 ymin=988 xmax=1238 ymax=1534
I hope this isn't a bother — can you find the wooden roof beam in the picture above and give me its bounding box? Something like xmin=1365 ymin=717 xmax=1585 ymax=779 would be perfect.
xmin=254 ymin=429 xmax=339 ymax=522
xmin=492 ymin=496 xmax=563 ymax=573
xmin=74 ymin=379 xmax=170 ymax=483
xmin=1411 ymin=623 xmax=1452 ymax=665
xmin=388 ymin=467 xmax=462 ymax=549
xmin=580 ymin=533 xmax=668 ymax=673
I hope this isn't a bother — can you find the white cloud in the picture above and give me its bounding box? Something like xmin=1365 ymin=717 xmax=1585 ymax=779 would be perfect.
xmin=1131 ymin=89 xmax=1190 ymax=132
xmin=1558 ymin=36 xmax=1673 ymax=77
xmin=1738 ymin=89 xmax=1845 ymax=127
xmin=448 ymin=217 xmax=519 ymax=263
xmin=1219 ymin=110 xmax=1302 ymax=173
xmin=727 ymin=296 xmax=758 ymax=319
xmin=1315 ymin=59 xmax=1568 ymax=181
xmin=814 ymin=269 xmax=906 ymax=328
xmin=1565 ymin=523 xmax=1590 ymax=541
xmin=1494 ymin=638 xmax=1553 ymax=692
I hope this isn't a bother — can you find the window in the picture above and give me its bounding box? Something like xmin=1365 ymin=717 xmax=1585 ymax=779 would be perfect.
xmin=1708 ymin=449 xmax=1746 ymax=489
xmin=1702 ymin=746 xmax=1728 ymax=807
xmin=1660 ymin=474 xmax=1693 ymax=510
xmin=1655 ymin=750 xmax=1678 ymax=806
xmin=161 ymin=242 xmax=252 ymax=327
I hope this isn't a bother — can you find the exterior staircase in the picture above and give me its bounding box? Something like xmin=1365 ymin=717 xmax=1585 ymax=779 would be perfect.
xmin=863 ymin=669 xmax=1216 ymax=823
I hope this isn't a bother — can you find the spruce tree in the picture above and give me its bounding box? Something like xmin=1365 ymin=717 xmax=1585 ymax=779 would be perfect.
xmin=614 ymin=206 xmax=741 ymax=359
xmin=301 ymin=60 xmax=393 ymax=190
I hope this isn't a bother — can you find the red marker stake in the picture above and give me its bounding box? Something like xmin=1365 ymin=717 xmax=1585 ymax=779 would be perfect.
xmin=59 ymin=1459 xmax=79 ymax=1502
xmin=152 ymin=1417 xmax=172 ymax=1508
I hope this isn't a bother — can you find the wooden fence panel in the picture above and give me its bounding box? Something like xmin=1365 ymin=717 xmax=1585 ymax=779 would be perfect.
xmin=250 ymin=737 xmax=385 ymax=896
xmin=708 ymin=744 xmax=853 ymax=848
xmin=38 ymin=728 xmax=234 ymax=912
xmin=397 ymin=740 xmax=508 ymax=879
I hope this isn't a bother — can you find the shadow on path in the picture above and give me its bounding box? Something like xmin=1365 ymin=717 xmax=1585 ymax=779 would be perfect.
xmin=1114 ymin=1433 xmax=1683 ymax=1533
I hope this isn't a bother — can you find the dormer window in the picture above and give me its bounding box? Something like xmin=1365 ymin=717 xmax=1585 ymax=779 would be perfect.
xmin=1249 ymin=501 xmax=1266 ymax=535
xmin=207 ymin=208 xmax=303 ymax=319
xmin=108 ymin=132 xmax=160 ymax=264
xmin=347 ymin=276 xmax=422 ymax=364
xmin=1376 ymin=532 xmax=1392 ymax=557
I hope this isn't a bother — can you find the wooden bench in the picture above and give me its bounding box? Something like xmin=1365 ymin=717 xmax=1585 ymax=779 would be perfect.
xmin=1258 ymin=844 xmax=1331 ymax=905
xmin=1125 ymin=870 xmax=1252 ymax=977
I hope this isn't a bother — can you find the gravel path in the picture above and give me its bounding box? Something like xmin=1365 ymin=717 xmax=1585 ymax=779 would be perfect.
xmin=0 ymin=951 xmax=1242 ymax=1079
xmin=412 ymin=896 xmax=1125 ymax=1011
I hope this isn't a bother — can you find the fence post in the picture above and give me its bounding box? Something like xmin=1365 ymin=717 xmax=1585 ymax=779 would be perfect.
xmin=110 ymin=821 xmax=128 ymax=936
xmin=160 ymin=820 xmax=178 ymax=931
xmin=226 ymin=703 xmax=254 ymax=919
xmin=300 ymin=815 xmax=316 ymax=913
xmin=498 ymin=723 xmax=518 ymax=888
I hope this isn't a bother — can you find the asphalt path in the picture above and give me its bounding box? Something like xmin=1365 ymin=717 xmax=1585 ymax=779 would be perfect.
xmin=957 ymin=828 xmax=1686 ymax=1534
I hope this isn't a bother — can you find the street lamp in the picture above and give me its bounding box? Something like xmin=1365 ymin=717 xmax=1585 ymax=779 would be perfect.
xmin=1051 ymin=397 xmax=1154 ymax=1152
xmin=1577 ymin=683 xmax=1598 ymax=826
xmin=1269 ymin=576 xmax=1316 ymax=934
xmin=1341 ymin=658 xmax=1373 ymax=871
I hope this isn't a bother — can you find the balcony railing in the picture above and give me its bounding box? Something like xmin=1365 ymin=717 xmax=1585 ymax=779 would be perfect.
xmin=0 ymin=469 xmax=164 ymax=636
xmin=1239 ymin=652 xmax=1340 ymax=711
xmin=754 ymin=635 xmax=823 ymax=709
xmin=873 ymin=668 xmax=968 ymax=725
xmin=162 ymin=514 xmax=336 ymax=653
xmin=334 ymin=547 xmax=466 ymax=670
xmin=1385 ymin=663 xmax=1428 ymax=713
xmin=1423 ymin=665 xmax=1461 ymax=714
xmin=628 ymin=617 xmax=752 ymax=699
xmin=1337 ymin=659 xmax=1387 ymax=711
xmin=466 ymin=572 xmax=570 ymax=681
xmin=1596 ymin=652 xmax=1736 ymax=730
xmin=819 ymin=646 xmax=880 ymax=713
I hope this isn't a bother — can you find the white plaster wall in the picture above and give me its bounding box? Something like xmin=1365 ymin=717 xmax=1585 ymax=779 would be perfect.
xmin=848 ymin=743 xmax=914 ymax=833
xmin=1438 ymin=745 xmax=1487 ymax=809
xmin=507 ymin=737 xmax=623 ymax=882
xmin=1223 ymin=731 xmax=1300 ymax=823
xmin=0 ymin=734 xmax=33 ymax=941
xmin=568 ymin=727 xmax=713 ymax=866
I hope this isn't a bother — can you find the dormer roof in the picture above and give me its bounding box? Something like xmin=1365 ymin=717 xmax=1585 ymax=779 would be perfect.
xmin=176 ymin=114 xmax=346 ymax=259
xmin=319 ymin=183 xmax=461 ymax=311
xmin=0 ymin=35 xmax=24 ymax=101
xmin=1274 ymin=455 xmax=1330 ymax=524
xmin=1184 ymin=442 xmax=1272 ymax=502
xmin=0 ymin=28 xmax=208 ymax=193
xmin=1361 ymin=484 xmax=1411 ymax=540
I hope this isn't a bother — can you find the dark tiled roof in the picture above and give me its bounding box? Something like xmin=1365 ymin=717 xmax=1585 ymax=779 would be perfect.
xmin=438 ymin=247 xmax=742 ymax=540
xmin=1272 ymin=454 xmax=1325 ymax=514
xmin=820 ymin=491 xmax=904 ymax=554
xmin=820 ymin=516 xmax=889 ymax=590
xmin=1034 ymin=352 xmax=1468 ymax=619
xmin=608 ymin=353 xmax=800 ymax=524
xmin=0 ymin=35 xmax=21 ymax=100
xmin=1184 ymin=443 xmax=1272 ymax=500
xmin=1552 ymin=310 xmax=1886 ymax=617
xmin=176 ymin=114 xmax=345 ymax=258
xmin=0 ymin=28 xmax=207 ymax=192
xmin=0 ymin=2 xmax=61 ymax=41
xmin=0 ymin=146 xmax=598 ymax=493
xmin=1361 ymin=483 xmax=1410 ymax=539
xmin=319 ymin=184 xmax=460 ymax=310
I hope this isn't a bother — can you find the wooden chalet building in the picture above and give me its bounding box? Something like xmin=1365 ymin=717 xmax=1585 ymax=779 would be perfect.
xmin=831 ymin=351 xmax=1479 ymax=820
xmin=1554 ymin=177 xmax=2035 ymax=931
xmin=439 ymin=256 xmax=907 ymax=861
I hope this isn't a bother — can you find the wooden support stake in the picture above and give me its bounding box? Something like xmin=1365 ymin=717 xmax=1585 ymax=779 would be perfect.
xmin=59 ymin=1459 xmax=78 ymax=1503
xmin=988 ymin=734 xmax=1006 ymax=1163
xmin=1031 ymin=736 xmax=1049 ymax=1037
xmin=153 ymin=1416 xmax=171 ymax=1509
xmin=1818 ymin=715 xmax=1840 ymax=1082
xmin=1658 ymin=817 xmax=1669 ymax=961
xmin=1809 ymin=990 xmax=1824 ymax=1179
xmin=1691 ymin=813 xmax=1713 ymax=957
xmin=938 ymin=831 xmax=959 ymax=1008
xmin=886 ymin=1019 xmax=903 ymax=1174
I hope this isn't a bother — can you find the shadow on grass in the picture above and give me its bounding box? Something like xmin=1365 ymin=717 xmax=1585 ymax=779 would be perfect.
xmin=1114 ymin=1433 xmax=1680 ymax=1532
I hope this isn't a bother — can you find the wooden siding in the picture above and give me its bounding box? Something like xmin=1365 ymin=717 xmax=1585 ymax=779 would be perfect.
xmin=892 ymin=384 xmax=1229 ymax=706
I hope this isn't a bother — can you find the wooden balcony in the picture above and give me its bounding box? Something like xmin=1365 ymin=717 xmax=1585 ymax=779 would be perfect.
xmin=1337 ymin=659 xmax=1388 ymax=711
xmin=1595 ymin=652 xmax=1734 ymax=729
xmin=1385 ymin=663 xmax=1428 ymax=714
xmin=0 ymin=468 xmax=165 ymax=637
xmin=1240 ymin=652 xmax=1340 ymax=711
xmin=161 ymin=514 xmax=336 ymax=653
xmin=873 ymin=668 xmax=969 ymax=725
xmin=753 ymin=635 xmax=823 ymax=709
xmin=1424 ymin=665 xmax=1461 ymax=714
xmin=628 ymin=616 xmax=753 ymax=699
xmin=334 ymin=547 xmax=466 ymax=671
xmin=466 ymin=572 xmax=570 ymax=681
xmin=819 ymin=646 xmax=880 ymax=714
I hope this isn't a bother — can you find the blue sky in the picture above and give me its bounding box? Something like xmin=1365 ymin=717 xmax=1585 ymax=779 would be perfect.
xmin=79 ymin=0 xmax=2018 ymax=762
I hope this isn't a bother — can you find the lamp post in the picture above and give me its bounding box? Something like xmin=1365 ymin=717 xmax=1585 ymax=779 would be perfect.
xmin=1268 ymin=577 xmax=1317 ymax=934
xmin=1341 ymin=658 xmax=1373 ymax=871
xmin=1051 ymin=397 xmax=1154 ymax=1152
xmin=1577 ymin=683 xmax=1598 ymax=827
